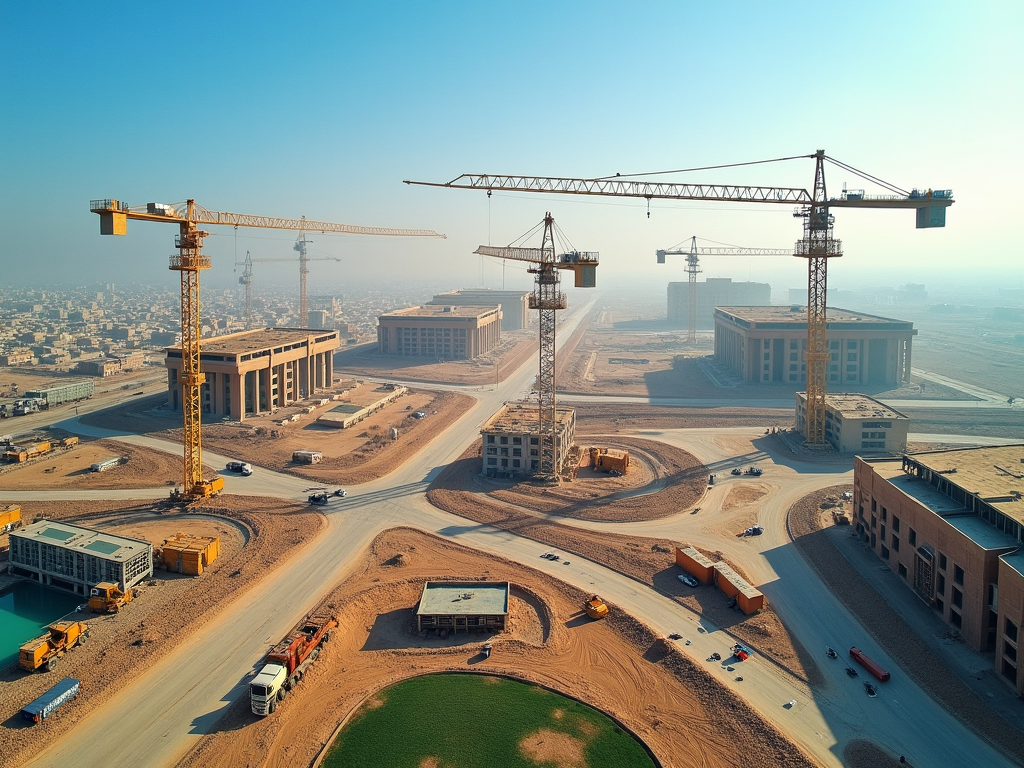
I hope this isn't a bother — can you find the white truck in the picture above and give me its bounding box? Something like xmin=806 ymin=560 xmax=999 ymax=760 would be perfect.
xmin=249 ymin=663 xmax=288 ymax=716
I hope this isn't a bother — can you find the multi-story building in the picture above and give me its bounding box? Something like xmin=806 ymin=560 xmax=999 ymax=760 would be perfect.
xmin=795 ymin=392 xmax=909 ymax=453
xmin=668 ymin=278 xmax=770 ymax=329
xmin=714 ymin=306 xmax=916 ymax=385
xmin=9 ymin=519 xmax=153 ymax=595
xmin=480 ymin=402 xmax=576 ymax=478
xmin=164 ymin=327 xmax=340 ymax=421
xmin=428 ymin=289 xmax=530 ymax=331
xmin=855 ymin=446 xmax=1024 ymax=695
xmin=377 ymin=305 xmax=501 ymax=360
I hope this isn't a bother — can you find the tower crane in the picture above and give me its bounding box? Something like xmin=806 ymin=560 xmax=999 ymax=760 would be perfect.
xmin=234 ymin=247 xmax=342 ymax=327
xmin=474 ymin=213 xmax=598 ymax=480
xmin=406 ymin=150 xmax=953 ymax=447
xmin=90 ymin=198 xmax=444 ymax=498
xmin=237 ymin=251 xmax=255 ymax=330
xmin=657 ymin=237 xmax=792 ymax=342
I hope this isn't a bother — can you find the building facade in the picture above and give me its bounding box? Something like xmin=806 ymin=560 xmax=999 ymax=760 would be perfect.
xmin=795 ymin=392 xmax=909 ymax=453
xmin=428 ymin=289 xmax=530 ymax=331
xmin=668 ymin=278 xmax=771 ymax=329
xmin=855 ymin=446 xmax=1024 ymax=695
xmin=377 ymin=305 xmax=501 ymax=360
xmin=480 ymin=402 xmax=576 ymax=477
xmin=714 ymin=306 xmax=916 ymax=385
xmin=416 ymin=581 xmax=509 ymax=634
xmin=164 ymin=327 xmax=340 ymax=421
xmin=9 ymin=520 xmax=153 ymax=595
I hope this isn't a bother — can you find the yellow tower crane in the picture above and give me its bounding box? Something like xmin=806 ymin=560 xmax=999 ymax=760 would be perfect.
xmin=90 ymin=199 xmax=445 ymax=498
xmin=407 ymin=150 xmax=953 ymax=447
xmin=657 ymin=237 xmax=792 ymax=343
xmin=235 ymin=247 xmax=342 ymax=327
xmin=474 ymin=213 xmax=597 ymax=480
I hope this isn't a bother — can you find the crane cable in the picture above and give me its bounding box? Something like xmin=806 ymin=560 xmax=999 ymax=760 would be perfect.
xmin=592 ymin=153 xmax=814 ymax=181
xmin=824 ymin=156 xmax=909 ymax=197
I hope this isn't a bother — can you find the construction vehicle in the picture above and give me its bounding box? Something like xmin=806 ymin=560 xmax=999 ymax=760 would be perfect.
xmin=90 ymin=199 xmax=443 ymax=500
xmin=308 ymin=491 xmax=329 ymax=506
xmin=589 ymin=446 xmax=629 ymax=474
xmin=407 ymin=150 xmax=952 ymax=448
xmin=59 ymin=436 xmax=79 ymax=448
xmin=21 ymin=677 xmax=80 ymax=723
xmin=473 ymin=214 xmax=598 ymax=480
xmin=3 ymin=441 xmax=52 ymax=463
xmin=24 ymin=380 xmax=94 ymax=409
xmin=19 ymin=622 xmax=89 ymax=672
xmin=12 ymin=398 xmax=44 ymax=416
xmin=250 ymin=613 xmax=337 ymax=715
xmin=657 ymin=236 xmax=791 ymax=342
xmin=0 ymin=504 xmax=21 ymax=533
xmin=88 ymin=582 xmax=133 ymax=613
xmin=584 ymin=594 xmax=609 ymax=620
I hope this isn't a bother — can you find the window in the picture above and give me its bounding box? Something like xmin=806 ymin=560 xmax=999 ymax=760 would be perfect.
xmin=1003 ymin=659 xmax=1018 ymax=683
xmin=500 ymin=458 xmax=508 ymax=467
xmin=790 ymin=352 xmax=798 ymax=361
xmin=954 ymin=565 xmax=964 ymax=586
xmin=872 ymin=499 xmax=877 ymax=512
xmin=952 ymin=588 xmax=963 ymax=608
xmin=486 ymin=447 xmax=497 ymax=455
xmin=1006 ymin=618 xmax=1019 ymax=644
xmin=898 ymin=563 xmax=907 ymax=579
xmin=764 ymin=353 xmax=770 ymax=361
xmin=881 ymin=524 xmax=886 ymax=540
xmin=1006 ymin=643 xmax=1018 ymax=663
xmin=847 ymin=353 xmax=857 ymax=361
xmin=500 ymin=436 xmax=508 ymax=445
xmin=937 ymin=574 xmax=946 ymax=594
xmin=881 ymin=545 xmax=890 ymax=559
xmin=950 ymin=610 xmax=962 ymax=629
xmin=892 ymin=534 xmax=899 ymax=552
xmin=512 ymin=448 xmax=521 ymax=457
xmin=891 ymin=515 xmax=899 ymax=532
xmin=871 ymin=515 xmax=877 ymax=529
xmin=939 ymin=553 xmax=947 ymax=571
xmin=882 ymin=508 xmax=887 ymax=523
xmin=530 ymin=438 xmax=538 ymax=445
xmin=512 ymin=459 xmax=520 ymax=468
xmin=487 ymin=458 xmax=497 ymax=466
xmin=500 ymin=447 xmax=508 ymax=456
xmin=909 ymin=528 xmax=916 ymax=546
xmin=513 ymin=437 xmax=522 ymax=445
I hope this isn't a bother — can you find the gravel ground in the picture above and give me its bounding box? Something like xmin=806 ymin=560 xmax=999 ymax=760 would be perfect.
xmin=429 ymin=446 xmax=818 ymax=685
xmin=0 ymin=496 xmax=323 ymax=768
xmin=843 ymin=740 xmax=913 ymax=768
xmin=177 ymin=527 xmax=818 ymax=768
xmin=788 ymin=486 xmax=1024 ymax=767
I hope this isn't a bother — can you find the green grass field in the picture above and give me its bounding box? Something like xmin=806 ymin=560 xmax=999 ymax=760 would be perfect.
xmin=322 ymin=673 xmax=657 ymax=768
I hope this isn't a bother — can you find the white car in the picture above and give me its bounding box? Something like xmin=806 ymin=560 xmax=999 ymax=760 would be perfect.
xmin=225 ymin=461 xmax=252 ymax=476
xmin=677 ymin=574 xmax=699 ymax=588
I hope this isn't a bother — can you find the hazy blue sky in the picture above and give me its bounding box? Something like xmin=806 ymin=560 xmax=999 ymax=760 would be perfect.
xmin=1 ymin=1 xmax=1021 ymax=297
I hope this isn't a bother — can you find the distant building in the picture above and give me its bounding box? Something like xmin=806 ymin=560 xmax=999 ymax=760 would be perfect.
xmin=416 ymin=581 xmax=509 ymax=634
xmin=377 ymin=305 xmax=501 ymax=360
xmin=76 ymin=351 xmax=146 ymax=377
xmin=428 ymin=289 xmax=530 ymax=331
xmin=9 ymin=519 xmax=153 ymax=595
xmin=668 ymin=278 xmax=770 ymax=329
xmin=164 ymin=327 xmax=340 ymax=420
xmin=480 ymin=402 xmax=576 ymax=477
xmin=855 ymin=446 xmax=1024 ymax=696
xmin=0 ymin=351 xmax=34 ymax=366
xmin=714 ymin=306 xmax=916 ymax=385
xmin=795 ymin=392 xmax=909 ymax=453
xmin=896 ymin=283 xmax=928 ymax=304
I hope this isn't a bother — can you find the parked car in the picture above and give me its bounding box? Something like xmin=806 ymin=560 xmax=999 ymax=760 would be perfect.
xmin=677 ymin=574 xmax=699 ymax=588
xmin=412 ymin=411 xmax=427 ymax=419
xmin=731 ymin=467 xmax=743 ymax=475
xmin=225 ymin=461 xmax=252 ymax=476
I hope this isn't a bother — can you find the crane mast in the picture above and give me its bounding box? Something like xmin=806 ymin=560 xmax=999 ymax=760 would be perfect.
xmin=410 ymin=151 xmax=952 ymax=449
xmin=295 ymin=231 xmax=311 ymax=327
xmin=91 ymin=198 xmax=444 ymax=497
xmin=657 ymin=238 xmax=792 ymax=343
xmin=238 ymin=251 xmax=255 ymax=330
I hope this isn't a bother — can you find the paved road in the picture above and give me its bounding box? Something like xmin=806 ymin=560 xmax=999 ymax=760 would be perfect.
xmin=14 ymin=317 xmax=1017 ymax=768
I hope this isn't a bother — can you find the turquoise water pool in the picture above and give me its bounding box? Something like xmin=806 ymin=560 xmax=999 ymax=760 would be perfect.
xmin=0 ymin=581 xmax=83 ymax=668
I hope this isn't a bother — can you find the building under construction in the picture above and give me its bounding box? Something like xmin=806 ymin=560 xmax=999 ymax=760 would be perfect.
xmin=714 ymin=306 xmax=916 ymax=385
xmin=855 ymin=446 xmax=1024 ymax=696
xmin=164 ymin=327 xmax=340 ymax=421
xmin=428 ymin=289 xmax=530 ymax=331
xmin=480 ymin=402 xmax=576 ymax=478
xmin=377 ymin=305 xmax=502 ymax=360
xmin=667 ymin=278 xmax=770 ymax=329
xmin=795 ymin=392 xmax=909 ymax=453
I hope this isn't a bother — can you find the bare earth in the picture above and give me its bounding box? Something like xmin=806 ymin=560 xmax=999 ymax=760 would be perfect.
xmin=0 ymin=496 xmax=323 ymax=768
xmin=178 ymin=528 xmax=817 ymax=768
xmin=429 ymin=446 xmax=818 ymax=685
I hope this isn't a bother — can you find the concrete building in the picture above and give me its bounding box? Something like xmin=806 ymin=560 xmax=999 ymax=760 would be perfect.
xmin=795 ymin=392 xmax=909 ymax=453
xmin=377 ymin=305 xmax=501 ymax=360
xmin=714 ymin=306 xmax=916 ymax=385
xmin=428 ymin=289 xmax=530 ymax=331
xmin=9 ymin=519 xmax=153 ymax=595
xmin=76 ymin=351 xmax=146 ymax=377
xmin=416 ymin=581 xmax=509 ymax=634
xmin=164 ymin=327 xmax=340 ymax=421
xmin=855 ymin=446 xmax=1024 ymax=695
xmin=480 ymin=402 xmax=576 ymax=478
xmin=668 ymin=278 xmax=770 ymax=329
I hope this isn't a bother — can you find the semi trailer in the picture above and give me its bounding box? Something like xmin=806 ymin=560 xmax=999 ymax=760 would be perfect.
xmin=250 ymin=612 xmax=337 ymax=715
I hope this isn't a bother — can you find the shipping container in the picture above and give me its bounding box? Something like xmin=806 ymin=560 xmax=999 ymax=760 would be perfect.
xmin=292 ymin=450 xmax=322 ymax=464
xmin=90 ymin=457 xmax=120 ymax=472
xmin=675 ymin=545 xmax=715 ymax=584
xmin=21 ymin=678 xmax=80 ymax=723
xmin=849 ymin=646 xmax=891 ymax=682
xmin=24 ymin=380 xmax=94 ymax=408
xmin=712 ymin=562 xmax=764 ymax=615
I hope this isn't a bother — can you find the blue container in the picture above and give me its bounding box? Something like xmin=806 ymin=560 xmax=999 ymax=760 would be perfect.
xmin=21 ymin=677 xmax=80 ymax=723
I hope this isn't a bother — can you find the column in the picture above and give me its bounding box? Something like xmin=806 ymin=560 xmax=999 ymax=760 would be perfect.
xmin=232 ymin=371 xmax=244 ymax=421
xmin=326 ymin=349 xmax=333 ymax=386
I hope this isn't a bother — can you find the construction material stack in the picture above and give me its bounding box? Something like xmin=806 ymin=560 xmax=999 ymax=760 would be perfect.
xmin=250 ymin=613 xmax=337 ymax=716
xmin=158 ymin=533 xmax=220 ymax=575
xmin=88 ymin=582 xmax=133 ymax=613
xmin=19 ymin=622 xmax=89 ymax=672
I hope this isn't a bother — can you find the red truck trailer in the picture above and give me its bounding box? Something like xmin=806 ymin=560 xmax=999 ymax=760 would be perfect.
xmin=849 ymin=646 xmax=891 ymax=682
xmin=266 ymin=613 xmax=337 ymax=678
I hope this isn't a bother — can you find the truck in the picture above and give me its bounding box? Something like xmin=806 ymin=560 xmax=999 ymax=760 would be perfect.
xmin=88 ymin=582 xmax=133 ymax=613
xmin=23 ymin=380 xmax=94 ymax=409
xmin=0 ymin=504 xmax=21 ymax=533
xmin=20 ymin=622 xmax=89 ymax=672
xmin=21 ymin=677 xmax=80 ymax=723
xmin=584 ymin=594 xmax=609 ymax=620
xmin=308 ymin=491 xmax=329 ymax=506
xmin=849 ymin=646 xmax=891 ymax=682
xmin=12 ymin=398 xmax=44 ymax=416
xmin=4 ymin=441 xmax=52 ymax=463
xmin=250 ymin=613 xmax=337 ymax=716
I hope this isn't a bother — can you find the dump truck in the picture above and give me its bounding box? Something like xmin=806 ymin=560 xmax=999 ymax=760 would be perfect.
xmin=20 ymin=622 xmax=89 ymax=672
xmin=21 ymin=677 xmax=80 ymax=723
xmin=250 ymin=613 xmax=337 ymax=716
xmin=0 ymin=504 xmax=21 ymax=533
xmin=88 ymin=582 xmax=133 ymax=613
xmin=584 ymin=594 xmax=609 ymax=620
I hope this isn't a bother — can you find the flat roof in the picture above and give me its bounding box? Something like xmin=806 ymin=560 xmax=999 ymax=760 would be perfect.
xmin=908 ymin=445 xmax=1024 ymax=521
xmin=482 ymin=402 xmax=576 ymax=433
xmin=821 ymin=393 xmax=908 ymax=421
xmin=716 ymin=305 xmax=913 ymax=328
xmin=883 ymin=472 xmax=968 ymax=515
xmin=13 ymin=519 xmax=151 ymax=562
xmin=416 ymin=581 xmax=510 ymax=616
xmin=434 ymin=289 xmax=530 ymax=298
xmin=942 ymin=514 xmax=1020 ymax=551
xmin=999 ymin=550 xmax=1024 ymax=580
xmin=381 ymin=305 xmax=500 ymax=320
xmin=170 ymin=327 xmax=337 ymax=355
